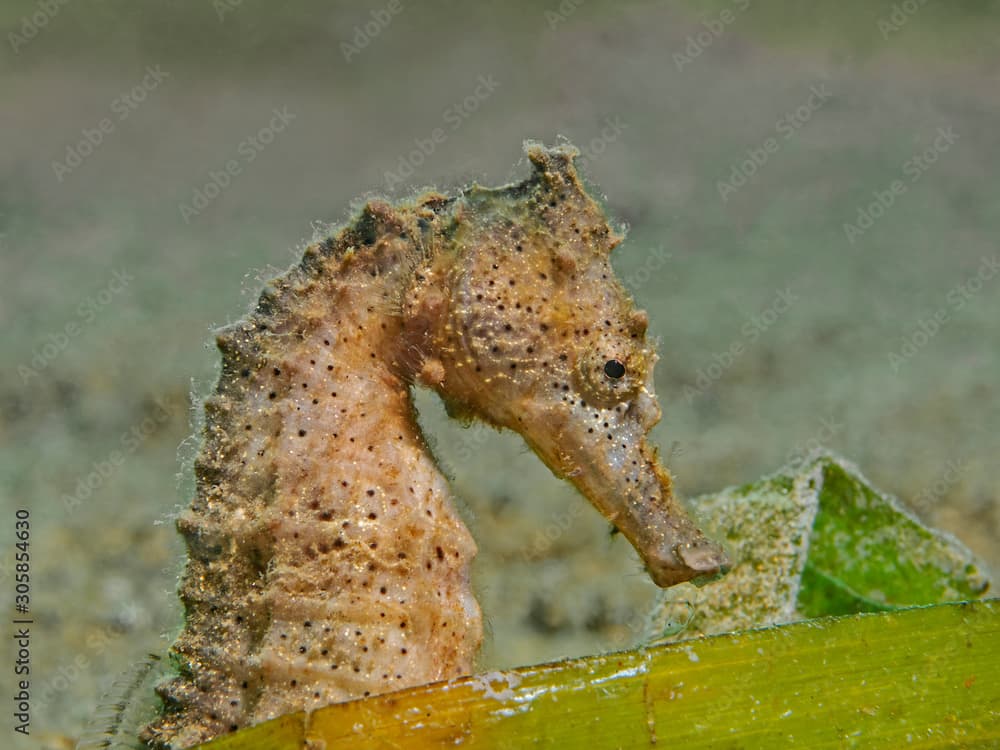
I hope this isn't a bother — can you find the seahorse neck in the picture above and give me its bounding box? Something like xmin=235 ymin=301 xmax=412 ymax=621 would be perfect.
xmin=241 ymin=248 xmax=481 ymax=721
xmin=144 ymin=205 xmax=481 ymax=749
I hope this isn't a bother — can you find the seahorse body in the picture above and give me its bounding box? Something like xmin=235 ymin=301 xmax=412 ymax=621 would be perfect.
xmin=142 ymin=143 xmax=727 ymax=748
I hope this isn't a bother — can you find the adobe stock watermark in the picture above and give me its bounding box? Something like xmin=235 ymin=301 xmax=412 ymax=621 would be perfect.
xmin=909 ymin=458 xmax=968 ymax=517
xmin=673 ymin=0 xmax=751 ymax=71
xmin=7 ymin=0 xmax=71 ymax=54
xmin=575 ymin=115 xmax=628 ymax=174
xmin=213 ymin=0 xmax=244 ymax=22
xmin=878 ymin=0 xmax=931 ymax=40
xmin=621 ymin=245 xmax=672 ymax=296
xmin=843 ymin=125 xmax=959 ymax=245
xmin=34 ymin=604 xmax=149 ymax=718
xmin=178 ymin=106 xmax=296 ymax=223
xmin=61 ymin=396 xmax=182 ymax=514
xmin=51 ymin=66 xmax=171 ymax=182
xmin=382 ymin=74 xmax=500 ymax=191
xmin=545 ymin=0 xmax=585 ymax=30
xmin=341 ymin=0 xmax=403 ymax=62
xmin=522 ymin=503 xmax=587 ymax=563
xmin=18 ymin=269 xmax=133 ymax=384
xmin=717 ymin=83 xmax=832 ymax=202
xmin=784 ymin=414 xmax=844 ymax=473
xmin=682 ymin=285 xmax=798 ymax=403
xmin=421 ymin=419 xmax=494 ymax=482
xmin=887 ymin=254 xmax=999 ymax=374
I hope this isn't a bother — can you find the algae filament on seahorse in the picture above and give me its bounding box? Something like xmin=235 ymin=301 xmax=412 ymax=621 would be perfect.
xmin=141 ymin=143 xmax=728 ymax=748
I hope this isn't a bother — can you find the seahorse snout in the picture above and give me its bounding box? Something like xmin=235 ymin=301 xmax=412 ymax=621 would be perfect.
xmin=599 ymin=437 xmax=729 ymax=588
xmin=640 ymin=518 xmax=731 ymax=588
xmin=509 ymin=389 xmax=729 ymax=589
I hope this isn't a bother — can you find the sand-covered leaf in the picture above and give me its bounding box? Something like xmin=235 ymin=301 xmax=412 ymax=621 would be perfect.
xmin=647 ymin=452 xmax=991 ymax=642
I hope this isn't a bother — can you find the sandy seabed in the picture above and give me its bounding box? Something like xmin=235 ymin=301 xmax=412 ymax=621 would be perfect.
xmin=1 ymin=2 xmax=997 ymax=744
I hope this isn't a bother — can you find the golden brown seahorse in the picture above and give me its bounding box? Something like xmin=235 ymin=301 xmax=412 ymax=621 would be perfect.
xmin=141 ymin=143 xmax=728 ymax=749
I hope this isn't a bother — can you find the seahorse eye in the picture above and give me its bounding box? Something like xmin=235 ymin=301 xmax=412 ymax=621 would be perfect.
xmin=603 ymin=359 xmax=626 ymax=379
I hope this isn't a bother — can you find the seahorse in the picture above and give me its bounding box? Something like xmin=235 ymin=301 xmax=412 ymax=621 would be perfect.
xmin=141 ymin=142 xmax=728 ymax=749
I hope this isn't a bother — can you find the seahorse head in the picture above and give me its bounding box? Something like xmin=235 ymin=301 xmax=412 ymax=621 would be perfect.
xmin=409 ymin=143 xmax=728 ymax=587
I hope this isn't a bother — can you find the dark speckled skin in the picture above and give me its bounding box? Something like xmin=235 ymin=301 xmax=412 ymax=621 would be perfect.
xmin=142 ymin=143 xmax=726 ymax=748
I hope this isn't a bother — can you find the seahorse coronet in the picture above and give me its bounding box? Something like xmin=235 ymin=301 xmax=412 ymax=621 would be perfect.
xmin=141 ymin=142 xmax=727 ymax=749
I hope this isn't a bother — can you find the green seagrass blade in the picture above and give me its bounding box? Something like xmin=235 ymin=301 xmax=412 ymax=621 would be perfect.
xmin=191 ymin=600 xmax=999 ymax=749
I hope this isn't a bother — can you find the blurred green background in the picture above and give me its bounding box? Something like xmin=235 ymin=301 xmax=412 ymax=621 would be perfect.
xmin=1 ymin=1 xmax=998 ymax=745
